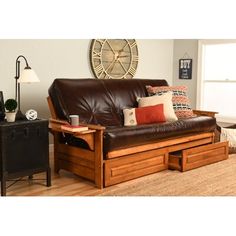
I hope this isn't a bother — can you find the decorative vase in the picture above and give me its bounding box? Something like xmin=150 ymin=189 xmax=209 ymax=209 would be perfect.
xmin=5 ymin=112 xmax=16 ymax=122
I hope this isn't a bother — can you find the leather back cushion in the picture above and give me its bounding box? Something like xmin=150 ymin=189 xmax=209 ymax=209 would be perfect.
xmin=48 ymin=79 xmax=168 ymax=127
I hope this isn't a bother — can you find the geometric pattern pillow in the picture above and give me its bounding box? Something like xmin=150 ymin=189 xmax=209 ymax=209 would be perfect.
xmin=146 ymin=85 xmax=195 ymax=119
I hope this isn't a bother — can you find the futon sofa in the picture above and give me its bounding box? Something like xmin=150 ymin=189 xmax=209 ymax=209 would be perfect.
xmin=48 ymin=79 xmax=217 ymax=188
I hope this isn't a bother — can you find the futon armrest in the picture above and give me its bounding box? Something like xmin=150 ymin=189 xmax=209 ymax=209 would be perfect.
xmin=49 ymin=118 xmax=106 ymax=132
xmin=48 ymin=118 xmax=68 ymax=133
xmin=193 ymin=110 xmax=218 ymax=118
xmin=82 ymin=123 xmax=106 ymax=131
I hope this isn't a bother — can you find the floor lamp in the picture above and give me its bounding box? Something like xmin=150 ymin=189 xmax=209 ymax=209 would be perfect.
xmin=15 ymin=55 xmax=40 ymax=120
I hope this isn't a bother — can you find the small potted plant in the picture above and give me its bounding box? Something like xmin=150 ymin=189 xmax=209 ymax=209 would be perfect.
xmin=4 ymin=99 xmax=17 ymax=122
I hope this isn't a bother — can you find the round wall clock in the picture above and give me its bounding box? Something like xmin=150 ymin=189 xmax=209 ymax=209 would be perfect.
xmin=90 ymin=39 xmax=139 ymax=79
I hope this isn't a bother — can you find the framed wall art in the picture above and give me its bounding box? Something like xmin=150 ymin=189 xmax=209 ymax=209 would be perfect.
xmin=90 ymin=39 xmax=139 ymax=79
xmin=179 ymin=58 xmax=192 ymax=80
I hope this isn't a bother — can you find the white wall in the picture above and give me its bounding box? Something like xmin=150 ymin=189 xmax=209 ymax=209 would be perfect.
xmin=136 ymin=39 xmax=173 ymax=82
xmin=172 ymin=39 xmax=198 ymax=108
xmin=0 ymin=39 xmax=174 ymax=118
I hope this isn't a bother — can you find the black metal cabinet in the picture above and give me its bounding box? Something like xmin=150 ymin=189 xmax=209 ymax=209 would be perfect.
xmin=0 ymin=119 xmax=51 ymax=196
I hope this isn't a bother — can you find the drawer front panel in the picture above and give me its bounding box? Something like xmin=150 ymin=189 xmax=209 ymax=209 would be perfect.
xmin=186 ymin=147 xmax=226 ymax=164
xmin=169 ymin=141 xmax=229 ymax=172
xmin=105 ymin=148 xmax=168 ymax=186
xmin=183 ymin=141 xmax=229 ymax=171
xmin=111 ymin=156 xmax=165 ymax=177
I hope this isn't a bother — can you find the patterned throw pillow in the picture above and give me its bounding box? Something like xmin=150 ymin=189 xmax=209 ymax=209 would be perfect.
xmin=123 ymin=104 xmax=166 ymax=126
xmin=146 ymin=85 xmax=195 ymax=119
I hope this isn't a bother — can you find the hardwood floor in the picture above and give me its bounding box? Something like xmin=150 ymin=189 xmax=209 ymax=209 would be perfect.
xmin=5 ymin=152 xmax=236 ymax=196
xmin=6 ymin=152 xmax=113 ymax=196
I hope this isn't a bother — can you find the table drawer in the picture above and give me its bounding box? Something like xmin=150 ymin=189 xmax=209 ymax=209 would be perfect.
xmin=169 ymin=141 xmax=229 ymax=171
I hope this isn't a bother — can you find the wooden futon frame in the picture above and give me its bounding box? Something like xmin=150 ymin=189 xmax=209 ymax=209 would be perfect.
xmin=48 ymin=96 xmax=218 ymax=189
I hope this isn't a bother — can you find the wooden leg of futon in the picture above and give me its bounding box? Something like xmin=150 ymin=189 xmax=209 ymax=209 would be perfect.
xmin=94 ymin=130 xmax=104 ymax=189
xmin=54 ymin=133 xmax=60 ymax=174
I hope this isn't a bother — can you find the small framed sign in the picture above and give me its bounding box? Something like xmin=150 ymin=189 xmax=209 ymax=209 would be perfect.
xmin=179 ymin=59 xmax=192 ymax=79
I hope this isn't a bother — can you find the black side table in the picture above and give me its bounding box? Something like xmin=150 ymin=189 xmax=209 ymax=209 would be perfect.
xmin=0 ymin=119 xmax=51 ymax=196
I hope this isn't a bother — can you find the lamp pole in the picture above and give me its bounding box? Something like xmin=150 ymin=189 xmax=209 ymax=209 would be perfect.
xmin=15 ymin=55 xmax=30 ymax=120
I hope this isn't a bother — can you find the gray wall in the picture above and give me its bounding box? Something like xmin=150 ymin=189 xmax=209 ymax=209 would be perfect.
xmin=172 ymin=39 xmax=198 ymax=109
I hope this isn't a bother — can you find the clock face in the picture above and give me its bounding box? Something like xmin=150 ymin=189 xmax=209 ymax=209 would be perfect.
xmin=90 ymin=39 xmax=139 ymax=79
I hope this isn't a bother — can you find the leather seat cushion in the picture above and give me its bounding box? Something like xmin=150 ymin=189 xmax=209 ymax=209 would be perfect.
xmin=103 ymin=116 xmax=216 ymax=157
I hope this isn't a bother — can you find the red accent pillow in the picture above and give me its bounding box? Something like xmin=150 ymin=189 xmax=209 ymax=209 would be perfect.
xmin=123 ymin=104 xmax=166 ymax=126
xmin=135 ymin=104 xmax=166 ymax=124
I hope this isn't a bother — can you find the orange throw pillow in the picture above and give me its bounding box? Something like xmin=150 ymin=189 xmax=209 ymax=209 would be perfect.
xmin=123 ymin=104 xmax=166 ymax=126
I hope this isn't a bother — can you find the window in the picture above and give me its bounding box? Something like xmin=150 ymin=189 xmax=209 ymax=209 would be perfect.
xmin=197 ymin=41 xmax=236 ymax=123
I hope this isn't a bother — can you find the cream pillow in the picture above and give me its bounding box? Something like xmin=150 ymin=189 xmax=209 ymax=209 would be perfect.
xmin=137 ymin=91 xmax=178 ymax=122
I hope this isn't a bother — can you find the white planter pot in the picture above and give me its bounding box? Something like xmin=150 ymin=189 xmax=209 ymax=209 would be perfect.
xmin=5 ymin=112 xmax=16 ymax=122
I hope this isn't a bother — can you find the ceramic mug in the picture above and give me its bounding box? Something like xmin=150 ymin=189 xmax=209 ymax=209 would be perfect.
xmin=69 ymin=115 xmax=79 ymax=126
